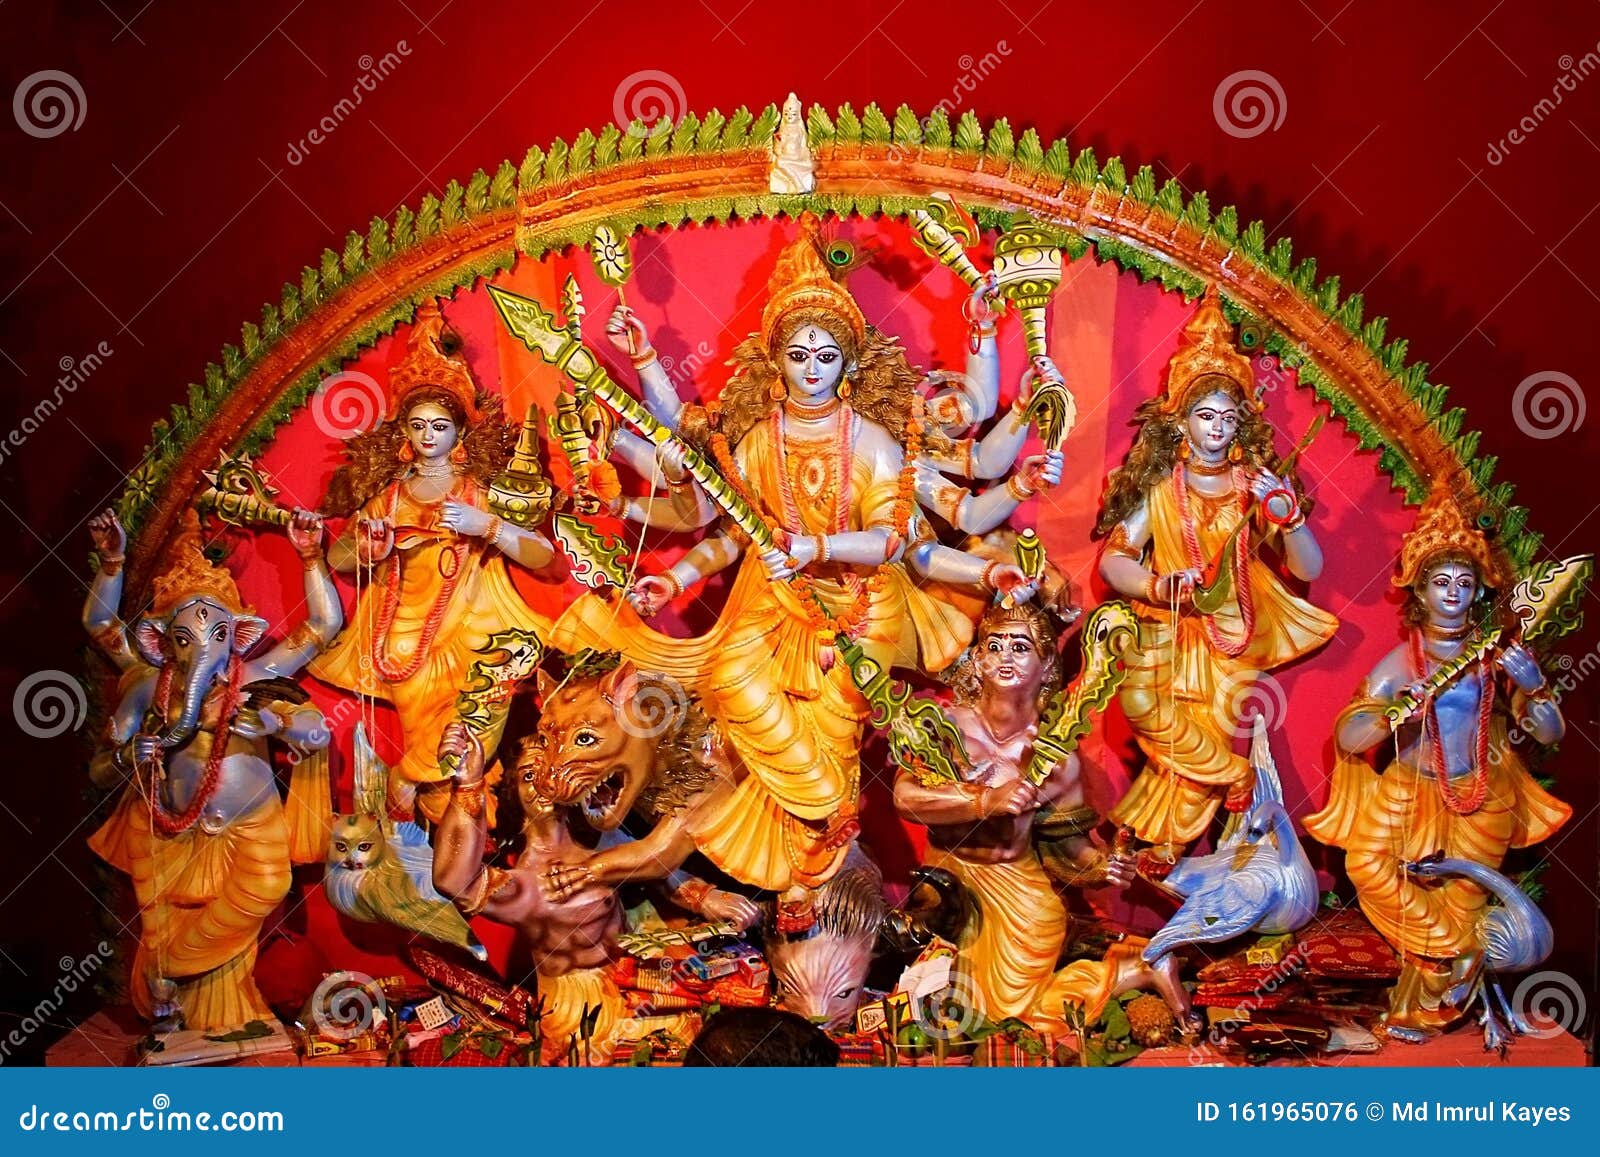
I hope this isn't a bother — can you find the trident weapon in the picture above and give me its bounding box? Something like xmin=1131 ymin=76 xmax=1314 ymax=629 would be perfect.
xmin=487 ymin=280 xmax=781 ymax=555
xmin=1385 ymin=553 xmax=1593 ymax=728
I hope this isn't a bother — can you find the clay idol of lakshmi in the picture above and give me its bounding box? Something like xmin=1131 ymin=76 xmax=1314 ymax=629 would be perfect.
xmin=1304 ymin=488 xmax=1569 ymax=1038
xmin=312 ymin=303 xmax=555 ymax=823
xmin=549 ymin=215 xmax=1034 ymax=910
xmin=1096 ymin=285 xmax=1337 ymax=862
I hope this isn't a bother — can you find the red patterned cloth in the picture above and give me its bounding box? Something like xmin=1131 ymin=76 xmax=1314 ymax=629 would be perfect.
xmin=406 ymin=1032 xmax=527 ymax=1067
xmin=609 ymin=953 xmax=769 ymax=1010
xmin=978 ymin=1032 xmax=1058 ymax=1067
xmin=1295 ymin=909 xmax=1401 ymax=980
xmin=1193 ymin=948 xmax=1309 ymax=1010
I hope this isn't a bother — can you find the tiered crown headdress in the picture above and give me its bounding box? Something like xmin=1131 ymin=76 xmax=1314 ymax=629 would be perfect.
xmin=385 ymin=300 xmax=482 ymax=422
xmin=759 ymin=212 xmax=867 ymax=352
xmin=1394 ymin=485 xmax=1505 ymax=590
xmin=149 ymin=510 xmax=251 ymax=618
xmin=1157 ymin=284 xmax=1260 ymax=415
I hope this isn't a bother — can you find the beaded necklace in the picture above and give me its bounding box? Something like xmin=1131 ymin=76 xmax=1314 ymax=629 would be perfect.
xmin=1409 ymin=628 xmax=1493 ymax=815
xmin=1172 ymin=463 xmax=1255 ymax=657
xmin=139 ymin=657 xmax=245 ymax=836
xmin=369 ymin=475 xmax=473 ymax=683
xmin=709 ymin=398 xmax=923 ymax=657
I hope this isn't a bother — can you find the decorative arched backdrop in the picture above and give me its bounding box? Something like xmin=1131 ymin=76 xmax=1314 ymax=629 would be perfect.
xmin=89 ymin=103 xmax=1582 ymax=980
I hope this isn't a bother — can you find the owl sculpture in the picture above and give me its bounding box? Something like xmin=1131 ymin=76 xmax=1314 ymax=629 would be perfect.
xmin=324 ymin=724 xmax=487 ymax=961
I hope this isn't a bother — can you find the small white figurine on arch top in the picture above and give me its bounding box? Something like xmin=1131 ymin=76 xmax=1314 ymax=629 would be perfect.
xmin=769 ymin=92 xmax=815 ymax=194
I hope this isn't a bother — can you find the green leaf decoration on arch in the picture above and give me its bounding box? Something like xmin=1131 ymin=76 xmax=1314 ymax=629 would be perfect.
xmin=111 ymin=102 xmax=1549 ymax=592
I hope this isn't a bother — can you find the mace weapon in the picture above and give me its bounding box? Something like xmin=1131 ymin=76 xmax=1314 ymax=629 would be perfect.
xmin=196 ymin=453 xmax=295 ymax=529
xmin=910 ymin=197 xmax=1076 ymax=452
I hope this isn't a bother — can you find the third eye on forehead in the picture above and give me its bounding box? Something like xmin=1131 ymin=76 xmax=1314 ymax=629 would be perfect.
xmin=788 ymin=329 xmax=839 ymax=355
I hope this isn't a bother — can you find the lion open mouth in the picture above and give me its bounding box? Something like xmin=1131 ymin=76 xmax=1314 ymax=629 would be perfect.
xmin=580 ymin=768 xmax=626 ymax=826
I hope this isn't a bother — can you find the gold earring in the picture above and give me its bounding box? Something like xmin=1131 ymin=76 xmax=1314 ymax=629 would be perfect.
xmin=1176 ymin=439 xmax=1190 ymax=460
xmin=1228 ymin=442 xmax=1243 ymax=463
xmin=838 ymin=379 xmax=853 ymax=399
xmin=768 ymin=381 xmax=788 ymax=402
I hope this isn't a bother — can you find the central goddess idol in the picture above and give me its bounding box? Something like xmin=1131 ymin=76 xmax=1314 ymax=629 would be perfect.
xmin=550 ymin=215 xmax=1031 ymax=914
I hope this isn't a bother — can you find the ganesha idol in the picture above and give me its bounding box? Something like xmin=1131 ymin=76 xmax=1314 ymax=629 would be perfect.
xmin=83 ymin=507 xmax=341 ymax=1040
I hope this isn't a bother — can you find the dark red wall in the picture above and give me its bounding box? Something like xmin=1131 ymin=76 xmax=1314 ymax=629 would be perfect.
xmin=2 ymin=1 xmax=1597 ymax=1056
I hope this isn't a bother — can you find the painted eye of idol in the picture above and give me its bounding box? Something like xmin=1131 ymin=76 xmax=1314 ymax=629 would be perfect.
xmin=1191 ymin=406 xmax=1238 ymax=428
xmin=1427 ymin=565 xmax=1477 ymax=599
xmin=785 ymin=328 xmax=841 ymax=366
xmin=985 ymin=632 xmax=1034 ymax=656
